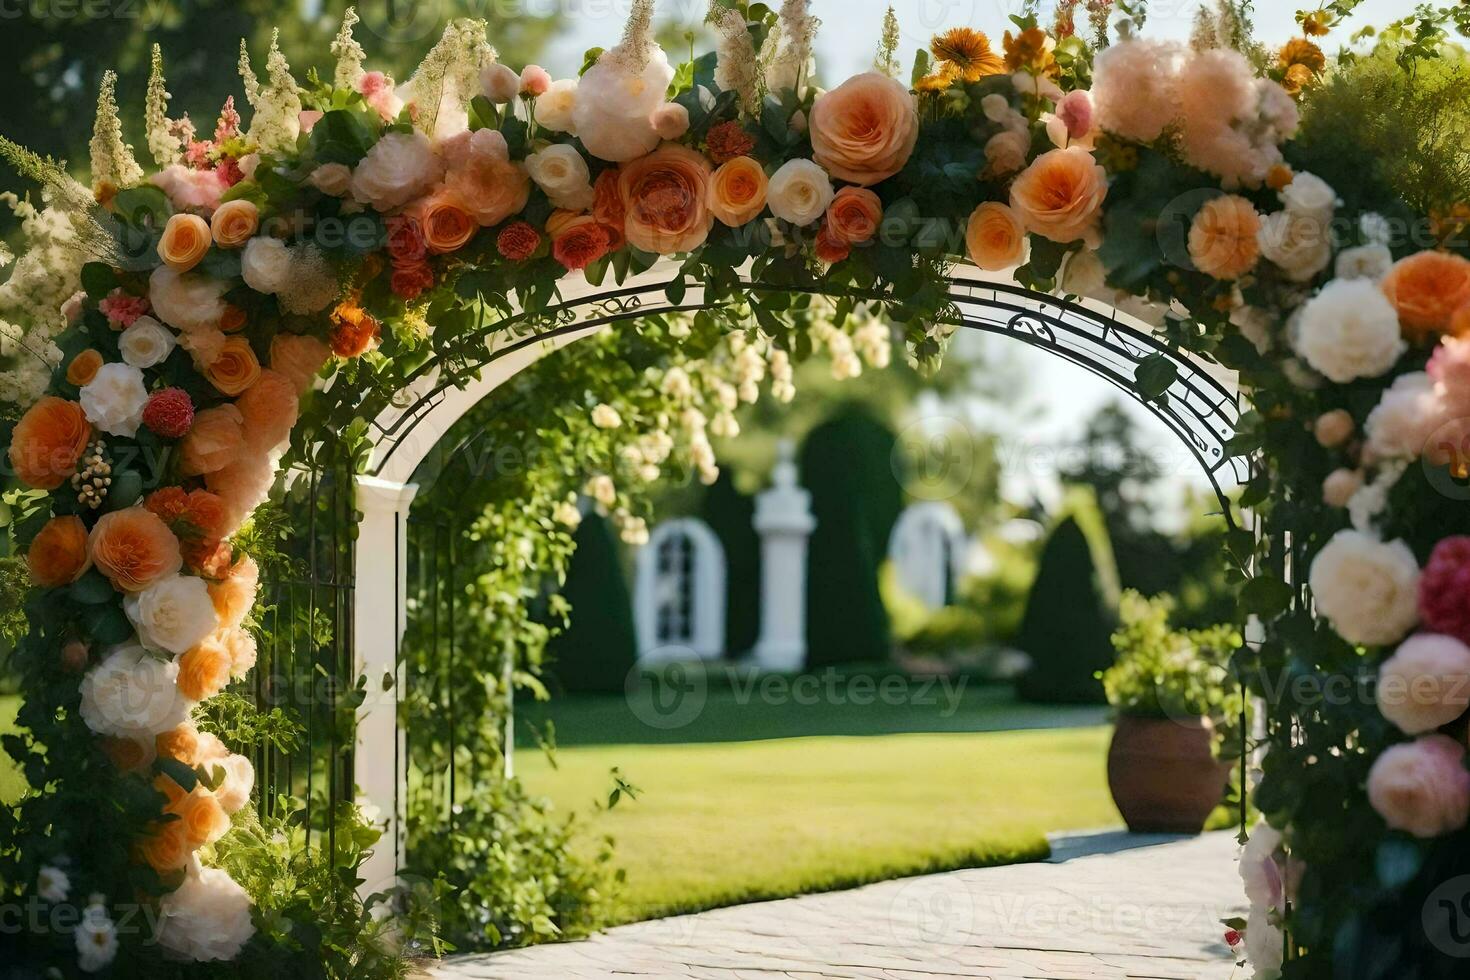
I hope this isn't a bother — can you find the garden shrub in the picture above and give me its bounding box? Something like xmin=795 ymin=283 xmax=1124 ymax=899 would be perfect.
xmin=545 ymin=512 xmax=638 ymax=694
xmin=1015 ymin=515 xmax=1118 ymax=704
xmin=700 ymin=470 xmax=761 ymax=656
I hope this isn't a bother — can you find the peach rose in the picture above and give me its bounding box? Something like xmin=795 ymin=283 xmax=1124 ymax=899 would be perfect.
xmin=27 ymin=515 xmax=92 ymax=588
xmin=167 ymin=787 xmax=231 ymax=847
xmin=618 ymin=143 xmax=714 ymax=254
xmin=1367 ymin=734 xmax=1470 ymax=838
xmin=205 ymin=336 xmax=263 ymax=397
xmin=185 ymin=489 xmax=231 ymax=543
xmin=178 ymin=634 xmax=232 ymax=701
xmin=158 ymin=213 xmax=212 ymax=272
xmin=549 ymin=213 xmax=613 ymax=271
xmin=1188 ymin=195 xmax=1261 ymax=281
xmin=1382 ymin=251 xmax=1470 ymax=340
xmin=139 ymin=819 xmax=192 ymax=874
xmin=411 ymin=190 xmax=478 ymax=254
xmin=88 ymin=506 xmax=182 ymax=592
xmin=210 ymin=199 xmax=259 ymax=248
xmin=1376 ymin=633 xmax=1470 ymax=734
xmin=270 ymin=333 xmax=332 ymax=395
xmin=814 ymin=225 xmax=851 ymax=264
xmin=208 ymin=555 xmax=260 ymax=629
xmin=236 ymin=369 xmax=300 ymax=455
xmin=100 ymin=736 xmax=154 ymax=773
xmin=1009 ymin=147 xmax=1109 ymax=244
xmin=180 ymin=404 xmax=245 ymax=476
xmin=217 ymin=626 xmax=258 ymax=679
xmin=8 ymin=397 xmax=91 ymax=490
xmin=206 ymin=451 xmax=280 ymax=533
xmin=966 ymin=202 xmax=1028 ymax=271
xmin=825 ymin=187 xmax=883 ymax=245
xmin=66 ymin=349 xmax=103 ymax=387
xmin=809 ymin=72 xmax=919 ymax=186
xmin=707 ymin=156 xmax=768 ymax=227
xmin=156 ymin=723 xmax=202 ymax=765
xmin=440 ymin=128 xmax=532 ymax=226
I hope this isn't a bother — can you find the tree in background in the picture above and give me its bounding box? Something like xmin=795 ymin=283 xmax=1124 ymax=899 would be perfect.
xmin=801 ymin=405 xmax=904 ymax=668
xmin=1015 ymin=495 xmax=1120 ymax=704
xmin=700 ymin=471 xmax=760 ymax=656
xmin=544 ymin=512 xmax=637 ymax=695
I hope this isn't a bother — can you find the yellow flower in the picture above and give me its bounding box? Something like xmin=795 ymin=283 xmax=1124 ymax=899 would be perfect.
xmin=915 ymin=61 xmax=960 ymax=93
xmin=1003 ymin=27 xmax=1057 ymax=77
xmin=1302 ymin=11 xmax=1330 ymax=36
xmin=1280 ymin=38 xmax=1326 ymax=74
xmin=930 ymin=28 xmax=1005 ymax=83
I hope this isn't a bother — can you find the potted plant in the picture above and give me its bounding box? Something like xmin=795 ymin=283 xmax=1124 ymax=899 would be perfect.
xmin=1100 ymin=591 xmax=1242 ymax=834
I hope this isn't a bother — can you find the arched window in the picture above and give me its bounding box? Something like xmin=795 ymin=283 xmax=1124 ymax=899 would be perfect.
xmin=634 ymin=518 xmax=727 ymax=661
xmin=887 ymin=502 xmax=969 ymax=610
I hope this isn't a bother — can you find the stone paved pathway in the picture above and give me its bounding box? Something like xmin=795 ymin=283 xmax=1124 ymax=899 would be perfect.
xmin=436 ymin=831 xmax=1245 ymax=980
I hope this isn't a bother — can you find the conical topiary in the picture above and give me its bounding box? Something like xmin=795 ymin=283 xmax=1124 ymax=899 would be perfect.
xmin=700 ymin=469 xmax=761 ymax=656
xmin=1015 ymin=514 xmax=1119 ymax=704
xmin=545 ymin=512 xmax=638 ymax=694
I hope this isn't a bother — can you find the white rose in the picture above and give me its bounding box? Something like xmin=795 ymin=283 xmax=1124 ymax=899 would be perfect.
xmin=240 ymin=237 xmax=291 ymax=295
xmin=591 ymin=404 xmax=622 ymax=429
xmin=553 ymin=499 xmax=583 ymax=529
xmin=572 ymin=47 xmax=673 ymax=162
xmin=76 ymin=904 xmax=118 ymax=973
xmin=526 ymin=144 xmax=595 ymax=211
xmin=349 ymin=131 xmax=444 ymax=212
xmin=586 ymin=474 xmax=617 ymax=508
xmin=1060 ymin=249 xmax=1110 ymax=303
xmin=1365 ymin=372 xmax=1444 ymax=460
xmin=985 ymin=130 xmax=1030 ymax=176
xmin=80 ymin=362 xmax=148 ymax=437
xmin=1239 ymin=820 xmax=1284 ymax=908
xmin=148 ymin=266 xmax=227 ymax=333
xmin=1258 ymin=209 xmax=1332 ymax=282
xmin=1293 ymin=278 xmax=1405 ymax=383
xmin=155 ymin=866 xmax=256 ymax=962
xmin=767 ymin=159 xmax=834 ymax=227
xmin=1335 ymin=243 xmax=1393 ymax=283
xmin=213 ymin=754 xmax=256 ymax=814
xmin=480 ymin=62 xmax=521 ymax=103
xmin=1308 ymin=529 xmax=1420 ymax=647
xmin=38 ymin=866 xmax=70 ymax=903
xmin=118 ymin=316 xmax=176 ymax=369
xmin=1360 ymin=211 xmax=1392 ymax=246
xmin=1245 ymin=904 xmax=1284 ymax=979
xmin=124 ymin=575 xmax=219 ymax=656
xmin=308 ymin=162 xmax=353 ymax=197
xmin=537 ymin=78 xmax=579 ymax=134
xmin=79 ymin=640 xmax=191 ymax=740
xmin=1280 ymin=171 xmax=1337 ymax=225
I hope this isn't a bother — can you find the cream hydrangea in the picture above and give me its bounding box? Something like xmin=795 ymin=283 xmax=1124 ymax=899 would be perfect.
xmin=79 ymin=640 xmax=192 ymax=740
xmin=154 ymin=865 xmax=256 ymax=962
xmin=1292 ymin=279 xmax=1406 ymax=383
xmin=1308 ymin=529 xmax=1420 ymax=647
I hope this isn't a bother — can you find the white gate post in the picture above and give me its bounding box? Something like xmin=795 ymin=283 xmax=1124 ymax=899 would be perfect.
xmin=752 ymin=440 xmax=816 ymax=672
xmin=353 ymin=475 xmax=418 ymax=896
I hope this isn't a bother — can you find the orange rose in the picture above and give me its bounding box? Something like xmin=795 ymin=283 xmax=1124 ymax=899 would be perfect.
xmin=411 ymin=190 xmax=478 ymax=254
xmin=809 ymin=72 xmax=920 ymax=186
xmin=88 ymin=506 xmax=182 ymax=592
xmin=442 ymin=136 xmax=531 ymax=227
xmin=236 ymin=369 xmax=300 ymax=455
xmin=220 ymin=305 xmax=248 ymax=333
xmin=708 ymin=156 xmax=769 ymax=227
xmin=965 ymin=202 xmax=1027 ymax=271
xmin=185 ymin=489 xmax=231 ymax=543
xmin=593 ymin=168 xmax=626 ymax=250
xmin=158 ymin=212 xmax=211 ymax=272
xmin=270 ymin=333 xmax=332 ymax=395
xmin=205 ymin=336 xmax=263 ymax=396
xmin=209 ymin=555 xmax=260 ymax=629
xmin=618 ymin=143 xmax=714 ymax=255
xmin=8 ymin=397 xmax=91 ymax=490
xmin=66 ymin=349 xmax=103 ymax=386
xmin=210 ymin=199 xmax=259 ymax=248
xmin=100 ymin=736 xmax=153 ymax=773
xmin=1451 ymin=302 xmax=1470 ymax=339
xmin=1009 ymin=147 xmax=1108 ymax=244
xmin=169 ymin=788 xmax=231 ymax=847
xmin=180 ymin=404 xmax=245 ymax=476
xmin=814 ymin=225 xmax=851 ymax=264
xmin=178 ymin=634 xmax=232 ymax=701
xmin=549 ymin=213 xmax=613 ymax=271
xmin=26 ymin=515 xmax=91 ymax=587
xmin=1382 ymin=251 xmax=1470 ymax=340
xmin=1188 ymin=195 xmax=1261 ymax=281
xmin=138 ymin=818 xmax=192 ymax=874
xmin=156 ymin=723 xmax=201 ymax=765
xmin=825 ymin=187 xmax=883 ymax=245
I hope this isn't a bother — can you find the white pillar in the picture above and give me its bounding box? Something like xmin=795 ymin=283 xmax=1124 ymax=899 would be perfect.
xmin=752 ymin=440 xmax=816 ymax=672
xmin=353 ymin=475 xmax=418 ymax=897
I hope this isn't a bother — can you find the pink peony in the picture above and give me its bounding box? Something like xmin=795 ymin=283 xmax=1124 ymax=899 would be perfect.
xmin=1367 ymin=734 xmax=1470 ymax=838
xmin=1420 ymin=537 xmax=1470 ymax=645
xmin=150 ymin=164 xmax=228 ymax=213
xmin=1377 ymin=633 xmax=1470 ymax=734
xmin=1054 ymin=90 xmax=1094 ymax=141
xmin=356 ymin=70 xmax=404 ymax=121
xmin=520 ymin=65 xmax=552 ymax=97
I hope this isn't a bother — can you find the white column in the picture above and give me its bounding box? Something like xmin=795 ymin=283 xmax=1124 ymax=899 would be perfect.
xmin=353 ymin=475 xmax=418 ymax=897
xmin=752 ymin=440 xmax=816 ymax=672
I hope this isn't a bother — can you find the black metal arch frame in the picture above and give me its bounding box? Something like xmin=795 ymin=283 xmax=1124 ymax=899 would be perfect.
xmin=369 ymin=271 xmax=1249 ymax=526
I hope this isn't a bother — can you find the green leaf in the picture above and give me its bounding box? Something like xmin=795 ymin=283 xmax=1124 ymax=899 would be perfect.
xmin=81 ymin=263 xmax=119 ymax=299
xmin=106 ymin=470 xmax=144 ymax=511
xmin=1238 ymin=575 xmax=1293 ymax=620
xmin=1134 ymin=354 xmax=1178 ymax=400
xmin=157 ymin=756 xmax=199 ymax=794
xmin=69 ymin=570 xmax=117 ymax=605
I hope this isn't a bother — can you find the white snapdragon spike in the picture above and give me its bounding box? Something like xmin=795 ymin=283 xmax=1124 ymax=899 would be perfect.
xmin=331 ymin=7 xmax=367 ymax=89
xmin=144 ymin=45 xmax=182 ymax=168
xmin=0 ymin=191 xmax=84 ymax=411
xmin=765 ymin=0 xmax=820 ymax=95
xmin=245 ymin=31 xmax=303 ymax=156
xmin=710 ymin=2 xmax=760 ymax=116
xmin=90 ymin=71 xmax=144 ymax=191
xmin=406 ymin=21 xmax=493 ymax=140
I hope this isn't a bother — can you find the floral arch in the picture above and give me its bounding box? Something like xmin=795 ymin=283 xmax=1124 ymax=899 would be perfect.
xmin=2 ymin=2 xmax=1470 ymax=978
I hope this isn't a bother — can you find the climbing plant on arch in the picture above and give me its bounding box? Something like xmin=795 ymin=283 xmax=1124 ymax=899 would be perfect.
xmin=3 ymin=0 xmax=1470 ymax=976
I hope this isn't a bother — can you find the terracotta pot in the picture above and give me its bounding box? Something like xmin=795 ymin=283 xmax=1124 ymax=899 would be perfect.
xmin=1106 ymin=714 xmax=1232 ymax=835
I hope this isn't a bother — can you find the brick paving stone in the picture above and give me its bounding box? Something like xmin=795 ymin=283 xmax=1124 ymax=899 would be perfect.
xmin=434 ymin=832 xmax=1244 ymax=980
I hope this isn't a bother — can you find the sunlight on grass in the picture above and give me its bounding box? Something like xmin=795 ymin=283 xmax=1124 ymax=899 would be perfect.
xmin=0 ymin=695 xmax=22 ymax=805
xmin=516 ymin=726 xmax=1121 ymax=924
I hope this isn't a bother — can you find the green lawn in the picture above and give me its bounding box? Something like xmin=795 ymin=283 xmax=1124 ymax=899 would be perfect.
xmin=516 ymin=726 xmax=1122 ymax=924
